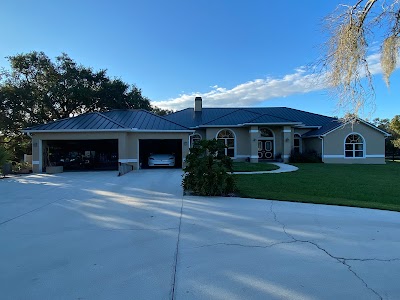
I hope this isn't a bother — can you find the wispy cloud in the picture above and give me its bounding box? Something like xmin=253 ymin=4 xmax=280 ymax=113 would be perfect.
xmin=152 ymin=53 xmax=389 ymax=110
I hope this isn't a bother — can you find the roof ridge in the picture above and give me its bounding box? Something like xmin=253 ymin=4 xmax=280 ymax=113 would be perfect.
xmin=245 ymin=112 xmax=298 ymax=124
xmin=95 ymin=112 xmax=128 ymax=128
xmin=140 ymin=109 xmax=190 ymax=129
xmin=202 ymin=108 xmax=244 ymax=125
xmin=282 ymin=107 xmax=336 ymax=120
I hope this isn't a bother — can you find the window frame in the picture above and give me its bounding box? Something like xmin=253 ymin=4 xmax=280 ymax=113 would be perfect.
xmin=189 ymin=133 xmax=202 ymax=148
xmin=344 ymin=133 xmax=366 ymax=159
xmin=293 ymin=133 xmax=301 ymax=154
xmin=216 ymin=129 xmax=236 ymax=158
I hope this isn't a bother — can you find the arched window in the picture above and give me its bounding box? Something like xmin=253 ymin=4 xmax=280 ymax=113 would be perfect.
xmin=190 ymin=134 xmax=202 ymax=148
xmin=345 ymin=133 xmax=364 ymax=158
xmin=294 ymin=133 xmax=301 ymax=154
xmin=260 ymin=128 xmax=274 ymax=138
xmin=217 ymin=129 xmax=235 ymax=157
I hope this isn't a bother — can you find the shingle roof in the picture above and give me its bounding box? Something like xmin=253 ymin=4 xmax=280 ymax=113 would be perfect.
xmin=24 ymin=110 xmax=190 ymax=131
xmin=164 ymin=107 xmax=336 ymax=128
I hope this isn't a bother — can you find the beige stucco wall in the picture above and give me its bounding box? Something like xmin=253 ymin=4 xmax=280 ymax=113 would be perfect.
xmin=323 ymin=122 xmax=386 ymax=164
xmin=30 ymin=131 xmax=191 ymax=172
xmin=303 ymin=137 xmax=322 ymax=155
xmin=205 ymin=126 xmax=287 ymax=161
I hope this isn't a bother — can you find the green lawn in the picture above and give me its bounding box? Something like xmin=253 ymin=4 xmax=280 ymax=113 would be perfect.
xmin=232 ymin=162 xmax=279 ymax=172
xmin=234 ymin=161 xmax=400 ymax=211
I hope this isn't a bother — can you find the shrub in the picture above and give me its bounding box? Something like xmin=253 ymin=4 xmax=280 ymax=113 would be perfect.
xmin=182 ymin=139 xmax=236 ymax=196
xmin=289 ymin=150 xmax=322 ymax=163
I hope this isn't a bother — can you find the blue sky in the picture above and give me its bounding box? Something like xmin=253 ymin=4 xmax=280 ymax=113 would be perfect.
xmin=1 ymin=0 xmax=399 ymax=120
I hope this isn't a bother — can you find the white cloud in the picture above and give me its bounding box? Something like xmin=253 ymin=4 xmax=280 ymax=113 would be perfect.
xmin=152 ymin=53 xmax=395 ymax=110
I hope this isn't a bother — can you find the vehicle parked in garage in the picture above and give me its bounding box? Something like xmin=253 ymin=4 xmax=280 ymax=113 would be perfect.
xmin=148 ymin=153 xmax=176 ymax=167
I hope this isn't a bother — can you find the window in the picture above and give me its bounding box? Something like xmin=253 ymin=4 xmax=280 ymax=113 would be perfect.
xmin=294 ymin=134 xmax=301 ymax=154
xmin=345 ymin=134 xmax=364 ymax=158
xmin=217 ymin=129 xmax=235 ymax=157
xmin=190 ymin=134 xmax=202 ymax=148
xmin=260 ymin=128 xmax=273 ymax=137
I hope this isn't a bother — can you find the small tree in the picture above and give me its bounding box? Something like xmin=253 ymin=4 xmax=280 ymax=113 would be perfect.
xmin=182 ymin=139 xmax=236 ymax=196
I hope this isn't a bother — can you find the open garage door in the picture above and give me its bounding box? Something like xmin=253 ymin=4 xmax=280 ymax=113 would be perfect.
xmin=46 ymin=140 xmax=118 ymax=171
xmin=139 ymin=139 xmax=182 ymax=169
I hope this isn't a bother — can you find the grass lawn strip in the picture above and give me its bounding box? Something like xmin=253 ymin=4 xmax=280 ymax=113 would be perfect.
xmin=234 ymin=161 xmax=400 ymax=212
xmin=232 ymin=162 xmax=279 ymax=172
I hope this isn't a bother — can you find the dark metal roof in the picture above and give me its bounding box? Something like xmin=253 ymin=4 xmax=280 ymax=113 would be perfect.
xmin=25 ymin=112 xmax=126 ymax=131
xmin=302 ymin=120 xmax=343 ymax=137
xmin=165 ymin=107 xmax=336 ymax=128
xmin=103 ymin=110 xmax=189 ymax=130
xmin=24 ymin=110 xmax=190 ymax=131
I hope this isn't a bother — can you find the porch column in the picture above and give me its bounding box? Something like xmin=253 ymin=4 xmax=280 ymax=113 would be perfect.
xmin=283 ymin=126 xmax=292 ymax=163
xmin=31 ymin=136 xmax=43 ymax=173
xmin=249 ymin=126 xmax=259 ymax=163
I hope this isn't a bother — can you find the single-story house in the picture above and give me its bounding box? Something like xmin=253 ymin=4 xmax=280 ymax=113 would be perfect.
xmin=23 ymin=97 xmax=390 ymax=173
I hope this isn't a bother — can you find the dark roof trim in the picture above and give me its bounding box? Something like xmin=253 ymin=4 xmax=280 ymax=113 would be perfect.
xmin=321 ymin=118 xmax=391 ymax=137
xmin=22 ymin=128 xmax=194 ymax=133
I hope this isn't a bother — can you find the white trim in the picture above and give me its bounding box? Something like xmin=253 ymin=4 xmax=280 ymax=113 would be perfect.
xmin=216 ymin=128 xmax=237 ymax=158
xmin=293 ymin=133 xmax=302 ymax=154
xmin=250 ymin=155 xmax=259 ymax=159
xmin=32 ymin=161 xmax=40 ymax=165
xmin=283 ymin=129 xmax=292 ymax=133
xmin=38 ymin=139 xmax=43 ymax=172
xmin=189 ymin=133 xmax=202 ymax=148
xmin=118 ymin=159 xmax=138 ymax=163
xmin=283 ymin=154 xmax=290 ymax=158
xmin=323 ymin=155 xmax=344 ymax=158
xmin=235 ymin=155 xmax=249 ymax=158
xmin=249 ymin=129 xmax=259 ymax=133
xmin=344 ymin=132 xmax=366 ymax=159
xmin=366 ymin=154 xmax=385 ymax=158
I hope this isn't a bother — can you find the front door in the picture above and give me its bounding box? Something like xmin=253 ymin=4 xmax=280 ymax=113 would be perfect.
xmin=258 ymin=140 xmax=274 ymax=160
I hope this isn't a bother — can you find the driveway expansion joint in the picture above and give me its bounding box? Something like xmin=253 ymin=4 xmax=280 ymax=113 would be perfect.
xmin=269 ymin=200 xmax=384 ymax=300
xmin=170 ymin=195 xmax=184 ymax=300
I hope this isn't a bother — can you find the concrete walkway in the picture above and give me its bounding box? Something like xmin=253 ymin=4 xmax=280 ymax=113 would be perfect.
xmin=231 ymin=162 xmax=299 ymax=174
xmin=1 ymin=170 xmax=399 ymax=300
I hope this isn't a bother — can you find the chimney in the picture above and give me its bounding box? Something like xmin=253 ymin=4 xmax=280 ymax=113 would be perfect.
xmin=194 ymin=96 xmax=202 ymax=112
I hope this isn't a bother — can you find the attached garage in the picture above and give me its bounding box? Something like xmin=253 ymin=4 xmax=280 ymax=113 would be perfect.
xmin=24 ymin=110 xmax=193 ymax=174
xmin=46 ymin=139 xmax=118 ymax=171
xmin=139 ymin=139 xmax=182 ymax=168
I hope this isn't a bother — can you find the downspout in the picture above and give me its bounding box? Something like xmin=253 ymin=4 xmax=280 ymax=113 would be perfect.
xmin=319 ymin=136 xmax=324 ymax=162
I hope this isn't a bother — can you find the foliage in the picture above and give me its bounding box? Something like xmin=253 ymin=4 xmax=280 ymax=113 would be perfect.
xmin=372 ymin=116 xmax=400 ymax=156
xmin=322 ymin=0 xmax=400 ymax=117
xmin=12 ymin=161 xmax=32 ymax=173
xmin=235 ymin=162 xmax=400 ymax=211
xmin=390 ymin=115 xmax=400 ymax=148
xmin=289 ymin=150 xmax=322 ymax=163
xmin=0 ymin=145 xmax=11 ymax=167
xmin=0 ymin=51 xmax=170 ymax=161
xmin=182 ymin=139 xmax=236 ymax=196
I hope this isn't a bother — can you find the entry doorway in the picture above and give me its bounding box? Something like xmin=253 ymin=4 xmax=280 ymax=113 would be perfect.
xmin=258 ymin=140 xmax=274 ymax=160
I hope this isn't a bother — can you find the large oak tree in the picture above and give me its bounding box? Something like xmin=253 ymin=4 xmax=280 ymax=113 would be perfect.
xmin=0 ymin=51 xmax=167 ymax=160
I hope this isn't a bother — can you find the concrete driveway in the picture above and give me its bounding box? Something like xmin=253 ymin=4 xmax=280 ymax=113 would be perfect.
xmin=1 ymin=170 xmax=399 ymax=300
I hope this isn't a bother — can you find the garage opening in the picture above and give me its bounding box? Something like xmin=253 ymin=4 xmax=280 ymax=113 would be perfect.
xmin=45 ymin=140 xmax=118 ymax=171
xmin=139 ymin=139 xmax=182 ymax=169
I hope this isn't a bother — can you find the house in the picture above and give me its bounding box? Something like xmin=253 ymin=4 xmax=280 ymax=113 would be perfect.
xmin=23 ymin=97 xmax=389 ymax=173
